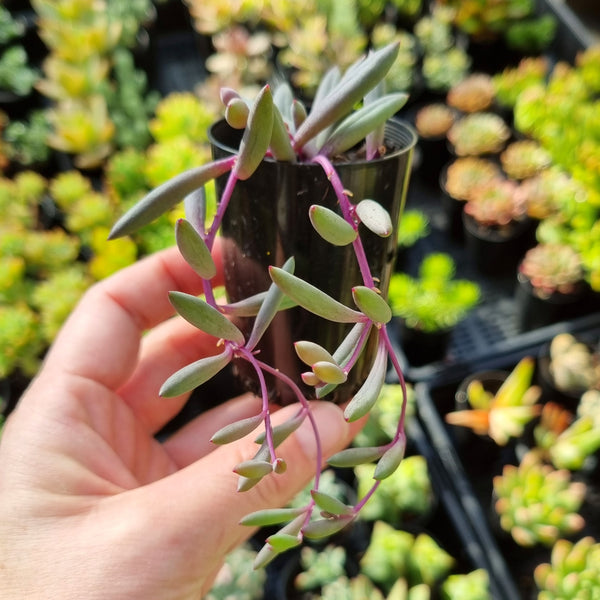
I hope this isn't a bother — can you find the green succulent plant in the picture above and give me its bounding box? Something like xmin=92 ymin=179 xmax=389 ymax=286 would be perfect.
xmin=500 ymin=139 xmax=552 ymax=180
xmin=443 ymin=157 xmax=501 ymax=202
xmin=0 ymin=6 xmax=25 ymax=45
xmin=396 ymin=209 xmax=430 ymax=250
xmin=447 ymin=112 xmax=511 ymax=157
xmin=492 ymin=56 xmax=550 ymax=109
xmin=422 ymin=47 xmax=471 ymax=93
xmin=0 ymin=46 xmax=39 ymax=96
xmin=108 ymin=42 xmax=413 ymax=568
xmin=3 ymin=110 xmax=52 ymax=168
xmin=534 ymin=536 xmax=600 ymax=600
xmin=388 ymin=253 xmax=481 ymax=333
xmin=440 ymin=569 xmax=490 ymax=600
xmin=464 ymin=178 xmax=526 ymax=228
xmin=547 ymin=333 xmax=600 ymax=394
xmin=493 ymin=450 xmax=586 ymax=547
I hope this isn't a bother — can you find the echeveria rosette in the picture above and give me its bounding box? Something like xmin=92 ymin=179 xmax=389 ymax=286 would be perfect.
xmin=108 ymin=42 xmax=411 ymax=568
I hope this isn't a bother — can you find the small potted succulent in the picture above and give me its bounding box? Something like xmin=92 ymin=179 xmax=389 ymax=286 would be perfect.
xmin=492 ymin=55 xmax=550 ymax=111
xmin=395 ymin=208 xmax=430 ymax=269
xmin=109 ymin=42 xmax=418 ymax=567
xmin=500 ymin=139 xmax=552 ymax=181
xmin=516 ymin=242 xmax=588 ymax=331
xmin=447 ymin=111 xmax=511 ymax=157
xmin=534 ymin=536 xmax=600 ymax=599
xmin=462 ymin=177 xmax=533 ymax=275
xmin=492 ymin=449 xmax=586 ymax=548
xmin=446 ymin=73 xmax=496 ymax=114
xmin=388 ymin=252 xmax=481 ymax=366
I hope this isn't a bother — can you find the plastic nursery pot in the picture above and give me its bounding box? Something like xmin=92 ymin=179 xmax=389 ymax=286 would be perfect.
xmin=398 ymin=320 xmax=453 ymax=368
xmin=210 ymin=118 xmax=418 ymax=405
xmin=462 ymin=212 xmax=536 ymax=277
xmin=514 ymin=271 xmax=592 ymax=333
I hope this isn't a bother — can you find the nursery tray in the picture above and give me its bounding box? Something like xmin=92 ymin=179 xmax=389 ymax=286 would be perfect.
xmin=414 ymin=339 xmax=600 ymax=600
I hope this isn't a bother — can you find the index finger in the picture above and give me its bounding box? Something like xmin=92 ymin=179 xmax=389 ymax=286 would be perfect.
xmin=41 ymin=239 xmax=224 ymax=391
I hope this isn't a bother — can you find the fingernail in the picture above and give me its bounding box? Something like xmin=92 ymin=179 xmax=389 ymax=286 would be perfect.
xmin=295 ymin=402 xmax=349 ymax=461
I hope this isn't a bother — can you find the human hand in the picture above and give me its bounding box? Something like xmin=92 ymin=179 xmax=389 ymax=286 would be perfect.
xmin=0 ymin=240 xmax=362 ymax=599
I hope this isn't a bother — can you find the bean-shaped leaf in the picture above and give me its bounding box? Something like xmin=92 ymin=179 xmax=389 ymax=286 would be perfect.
xmin=237 ymin=476 xmax=261 ymax=492
xmin=302 ymin=372 xmax=321 ymax=387
xmin=318 ymin=93 xmax=409 ymax=157
xmin=312 ymin=361 xmax=347 ymax=385
xmin=309 ymin=205 xmax=357 ymax=246
xmin=302 ymin=515 xmax=354 ymax=539
xmin=246 ymin=257 xmax=294 ymax=351
xmin=159 ymin=349 xmax=232 ymax=397
xmin=269 ymin=266 xmax=363 ymax=323
xmin=270 ymin=104 xmax=295 ymax=161
xmin=352 ymin=286 xmax=392 ymax=324
xmin=295 ymin=340 xmax=336 ymax=366
xmin=253 ymin=543 xmax=278 ymax=570
xmin=254 ymin=409 xmax=305 ymax=446
xmin=344 ymin=342 xmax=387 ymax=422
xmin=233 ymin=459 xmax=273 ymax=479
xmin=266 ymin=533 xmax=302 ymax=552
xmin=220 ymin=87 xmax=241 ymax=105
xmin=169 ymin=291 xmax=245 ymax=344
xmin=374 ymin=439 xmax=406 ymax=480
xmin=225 ymin=97 xmax=249 ymax=129
xmin=355 ymin=199 xmax=393 ymax=237
xmin=175 ymin=219 xmax=216 ymax=279
xmin=234 ymin=85 xmax=274 ymax=181
xmin=183 ymin=187 xmax=206 ymax=233
xmin=108 ymin=157 xmax=233 ymax=239
xmin=327 ymin=445 xmax=386 ymax=468
xmin=211 ymin=413 xmax=264 ymax=445
xmin=240 ymin=507 xmax=305 ymax=527
xmin=311 ymin=490 xmax=353 ymax=516
xmin=221 ymin=292 xmax=297 ymax=318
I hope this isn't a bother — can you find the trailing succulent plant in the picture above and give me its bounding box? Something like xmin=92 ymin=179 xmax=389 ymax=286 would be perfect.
xmin=109 ymin=43 xmax=413 ymax=568
xmin=492 ymin=450 xmax=586 ymax=547
xmin=445 ymin=356 xmax=542 ymax=446
xmin=534 ymin=536 xmax=600 ymax=600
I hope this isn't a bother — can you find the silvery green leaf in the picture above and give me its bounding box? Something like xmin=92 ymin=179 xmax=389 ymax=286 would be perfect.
xmin=269 ymin=266 xmax=363 ymax=323
xmin=302 ymin=515 xmax=354 ymax=539
xmin=246 ymin=257 xmax=294 ymax=351
xmin=365 ymin=81 xmax=385 ymax=159
xmin=183 ymin=187 xmax=206 ymax=233
xmin=240 ymin=507 xmax=305 ymax=527
xmin=292 ymin=99 xmax=307 ymax=131
xmin=253 ymin=543 xmax=278 ymax=569
xmin=234 ymin=85 xmax=274 ymax=181
xmin=313 ymin=65 xmax=342 ymax=149
xmin=225 ymin=97 xmax=249 ymax=129
xmin=233 ymin=459 xmax=273 ymax=479
xmin=221 ymin=293 xmax=297 ymax=318
xmin=169 ymin=291 xmax=245 ymax=344
xmin=344 ymin=342 xmax=387 ymax=422
xmin=237 ymin=476 xmax=262 ymax=492
xmin=273 ymin=82 xmax=294 ymax=124
xmin=327 ymin=445 xmax=387 ymax=468
xmin=312 ymin=361 xmax=347 ymax=385
xmin=311 ymin=490 xmax=353 ymax=516
xmin=175 ymin=219 xmax=216 ymax=279
xmin=355 ymin=199 xmax=393 ymax=237
xmin=210 ymin=414 xmax=264 ymax=445
xmin=266 ymin=532 xmax=302 ymax=552
xmin=255 ymin=410 xmax=305 ymax=446
xmin=309 ymin=204 xmax=357 ymax=246
xmin=295 ymin=340 xmax=336 ymax=366
xmin=108 ymin=157 xmax=233 ymax=238
xmin=159 ymin=349 xmax=232 ymax=397
xmin=318 ymin=93 xmax=408 ymax=157
xmin=373 ymin=439 xmax=406 ymax=480
xmin=352 ymin=285 xmax=392 ymax=324
xmin=270 ymin=104 xmax=295 ymax=161
xmin=292 ymin=42 xmax=399 ymax=151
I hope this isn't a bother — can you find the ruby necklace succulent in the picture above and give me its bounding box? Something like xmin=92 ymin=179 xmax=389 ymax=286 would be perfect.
xmin=109 ymin=42 xmax=411 ymax=568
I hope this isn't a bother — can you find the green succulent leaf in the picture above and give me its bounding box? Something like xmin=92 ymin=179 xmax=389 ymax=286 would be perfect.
xmin=318 ymin=93 xmax=408 ymax=157
xmin=295 ymin=340 xmax=336 ymax=366
xmin=108 ymin=157 xmax=233 ymax=238
xmin=292 ymin=99 xmax=307 ymax=131
xmin=273 ymin=82 xmax=294 ymax=123
xmin=292 ymin=42 xmax=399 ymax=152
xmin=210 ymin=414 xmax=265 ymax=445
xmin=240 ymin=507 xmax=305 ymax=527
xmin=352 ymin=286 xmax=392 ymax=324
xmin=269 ymin=266 xmax=363 ymax=323
xmin=373 ymin=439 xmax=406 ymax=480
xmin=234 ymin=85 xmax=274 ymax=181
xmin=221 ymin=292 xmax=297 ymax=317
xmin=169 ymin=291 xmax=245 ymax=344
xmin=270 ymin=104 xmax=296 ymax=161
xmin=266 ymin=532 xmax=302 ymax=552
xmin=309 ymin=205 xmax=358 ymax=246
xmin=312 ymin=361 xmax=347 ymax=384
xmin=175 ymin=219 xmax=216 ymax=280
xmin=246 ymin=257 xmax=294 ymax=351
xmin=255 ymin=410 xmax=306 ymax=446
xmin=302 ymin=515 xmax=354 ymax=539
xmin=344 ymin=342 xmax=387 ymax=422
xmin=233 ymin=459 xmax=274 ymax=479
xmin=253 ymin=543 xmax=279 ymax=569
xmin=159 ymin=349 xmax=232 ymax=397
xmin=355 ymin=199 xmax=393 ymax=237
xmin=225 ymin=97 xmax=249 ymax=129
xmin=311 ymin=490 xmax=353 ymax=516
xmin=327 ymin=445 xmax=386 ymax=467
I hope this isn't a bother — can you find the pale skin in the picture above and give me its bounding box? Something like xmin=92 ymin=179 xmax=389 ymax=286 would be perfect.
xmin=0 ymin=240 xmax=363 ymax=599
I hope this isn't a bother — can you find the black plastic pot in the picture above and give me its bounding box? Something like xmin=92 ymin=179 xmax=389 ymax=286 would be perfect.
xmin=398 ymin=320 xmax=453 ymax=367
xmin=210 ymin=118 xmax=417 ymax=405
